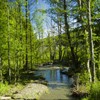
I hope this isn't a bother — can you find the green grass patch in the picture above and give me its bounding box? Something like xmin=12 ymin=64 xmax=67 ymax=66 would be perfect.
xmin=89 ymin=81 xmax=100 ymax=100
xmin=82 ymin=81 xmax=100 ymax=100
xmin=0 ymin=82 xmax=10 ymax=96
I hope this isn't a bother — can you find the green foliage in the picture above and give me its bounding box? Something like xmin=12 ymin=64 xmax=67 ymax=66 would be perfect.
xmin=79 ymin=71 xmax=90 ymax=84
xmin=0 ymin=82 xmax=10 ymax=96
xmin=82 ymin=82 xmax=100 ymax=100
xmin=0 ymin=0 xmax=100 ymax=87
xmin=89 ymin=82 xmax=100 ymax=100
xmin=82 ymin=98 xmax=88 ymax=100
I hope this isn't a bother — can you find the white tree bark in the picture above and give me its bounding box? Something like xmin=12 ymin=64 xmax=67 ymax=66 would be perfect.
xmin=87 ymin=0 xmax=96 ymax=82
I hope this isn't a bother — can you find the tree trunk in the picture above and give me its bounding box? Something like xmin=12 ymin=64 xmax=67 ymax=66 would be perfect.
xmin=87 ymin=0 xmax=96 ymax=82
xmin=28 ymin=3 xmax=33 ymax=69
xmin=18 ymin=1 xmax=22 ymax=81
xmin=25 ymin=0 xmax=28 ymax=70
xmin=0 ymin=57 xmax=3 ymax=82
xmin=30 ymin=31 xmax=32 ymax=69
xmin=63 ymin=0 xmax=76 ymax=67
xmin=85 ymin=31 xmax=92 ymax=82
xmin=47 ymin=33 xmax=52 ymax=61
xmin=77 ymin=0 xmax=92 ymax=82
xmin=87 ymin=59 xmax=92 ymax=82
xmin=57 ymin=16 xmax=62 ymax=62
xmin=7 ymin=2 xmax=11 ymax=83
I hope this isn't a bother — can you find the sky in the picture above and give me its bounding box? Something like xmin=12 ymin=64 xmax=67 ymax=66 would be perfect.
xmin=30 ymin=0 xmax=51 ymax=38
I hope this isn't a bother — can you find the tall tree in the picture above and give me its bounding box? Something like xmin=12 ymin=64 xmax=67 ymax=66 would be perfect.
xmin=87 ymin=0 xmax=96 ymax=82
xmin=7 ymin=1 xmax=11 ymax=83
xmin=25 ymin=0 xmax=28 ymax=69
xmin=63 ymin=0 xmax=76 ymax=67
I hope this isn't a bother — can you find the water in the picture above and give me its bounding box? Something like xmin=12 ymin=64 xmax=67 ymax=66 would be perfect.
xmin=36 ymin=68 xmax=73 ymax=88
xmin=35 ymin=67 xmax=75 ymax=100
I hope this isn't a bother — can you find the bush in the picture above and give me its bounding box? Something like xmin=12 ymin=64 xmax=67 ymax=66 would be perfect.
xmin=0 ymin=82 xmax=10 ymax=96
xmin=82 ymin=82 xmax=100 ymax=100
xmin=89 ymin=82 xmax=100 ymax=100
xmin=79 ymin=70 xmax=90 ymax=84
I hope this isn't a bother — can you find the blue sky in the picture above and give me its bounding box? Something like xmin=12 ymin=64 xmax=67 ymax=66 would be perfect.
xmin=30 ymin=0 xmax=51 ymax=38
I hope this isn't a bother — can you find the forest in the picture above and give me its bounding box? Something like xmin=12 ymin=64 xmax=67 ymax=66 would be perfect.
xmin=0 ymin=0 xmax=100 ymax=100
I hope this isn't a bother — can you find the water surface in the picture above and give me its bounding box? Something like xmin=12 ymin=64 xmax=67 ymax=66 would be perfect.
xmin=35 ymin=67 xmax=76 ymax=100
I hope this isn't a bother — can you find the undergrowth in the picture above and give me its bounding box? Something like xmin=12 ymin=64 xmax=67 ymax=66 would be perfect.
xmin=0 ymin=82 xmax=10 ymax=96
xmin=82 ymin=81 xmax=100 ymax=100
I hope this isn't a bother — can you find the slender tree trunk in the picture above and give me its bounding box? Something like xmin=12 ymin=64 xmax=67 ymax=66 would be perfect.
xmin=28 ymin=2 xmax=32 ymax=69
xmin=30 ymin=29 xmax=32 ymax=69
xmin=87 ymin=59 xmax=92 ymax=82
xmin=18 ymin=1 xmax=22 ymax=81
xmin=63 ymin=0 xmax=76 ymax=67
xmin=25 ymin=0 xmax=28 ymax=70
xmin=85 ymin=31 xmax=92 ymax=82
xmin=52 ymin=32 xmax=56 ymax=61
xmin=50 ymin=19 xmax=56 ymax=61
xmin=29 ymin=15 xmax=32 ymax=69
xmin=14 ymin=55 xmax=17 ymax=84
xmin=0 ymin=57 xmax=3 ymax=82
xmin=77 ymin=0 xmax=92 ymax=82
xmin=77 ymin=0 xmax=83 ymax=22
xmin=57 ymin=16 xmax=62 ymax=62
xmin=47 ymin=33 xmax=52 ymax=61
xmin=14 ymin=4 xmax=17 ymax=84
xmin=87 ymin=0 xmax=96 ymax=82
xmin=7 ymin=2 xmax=11 ymax=83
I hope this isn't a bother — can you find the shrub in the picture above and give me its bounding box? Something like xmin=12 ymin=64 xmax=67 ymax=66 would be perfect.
xmin=79 ymin=70 xmax=90 ymax=84
xmin=89 ymin=82 xmax=100 ymax=100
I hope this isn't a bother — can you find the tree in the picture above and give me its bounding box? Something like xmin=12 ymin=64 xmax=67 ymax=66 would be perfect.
xmin=87 ymin=0 xmax=96 ymax=82
xmin=25 ymin=0 xmax=28 ymax=70
xmin=7 ymin=1 xmax=11 ymax=83
xmin=63 ymin=0 xmax=76 ymax=67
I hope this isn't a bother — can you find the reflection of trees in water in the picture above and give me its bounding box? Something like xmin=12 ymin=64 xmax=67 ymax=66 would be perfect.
xmin=37 ymin=69 xmax=72 ymax=85
xmin=50 ymin=70 xmax=56 ymax=81
xmin=60 ymin=72 xmax=63 ymax=82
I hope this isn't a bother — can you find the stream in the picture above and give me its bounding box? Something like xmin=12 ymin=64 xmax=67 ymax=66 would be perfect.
xmin=35 ymin=66 xmax=76 ymax=100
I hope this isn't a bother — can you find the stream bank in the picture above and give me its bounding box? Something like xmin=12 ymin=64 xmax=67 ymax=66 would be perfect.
xmin=0 ymin=65 xmax=78 ymax=100
xmin=35 ymin=66 xmax=76 ymax=100
xmin=0 ymin=83 xmax=49 ymax=100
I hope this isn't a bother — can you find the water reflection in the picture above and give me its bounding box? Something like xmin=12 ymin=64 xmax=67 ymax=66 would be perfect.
xmin=36 ymin=68 xmax=73 ymax=88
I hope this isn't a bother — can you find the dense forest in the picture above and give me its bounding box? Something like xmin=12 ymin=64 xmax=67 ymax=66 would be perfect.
xmin=0 ymin=0 xmax=100 ymax=100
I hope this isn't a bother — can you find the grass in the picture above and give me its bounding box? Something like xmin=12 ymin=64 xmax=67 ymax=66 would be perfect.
xmin=0 ymin=82 xmax=10 ymax=96
xmin=89 ymin=81 xmax=100 ymax=100
xmin=82 ymin=81 xmax=100 ymax=100
xmin=0 ymin=82 xmax=24 ymax=96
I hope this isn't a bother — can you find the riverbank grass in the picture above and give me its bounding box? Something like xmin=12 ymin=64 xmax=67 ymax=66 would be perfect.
xmin=82 ymin=81 xmax=100 ymax=100
xmin=0 ymin=82 xmax=10 ymax=96
xmin=89 ymin=81 xmax=100 ymax=100
xmin=0 ymin=82 xmax=24 ymax=97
